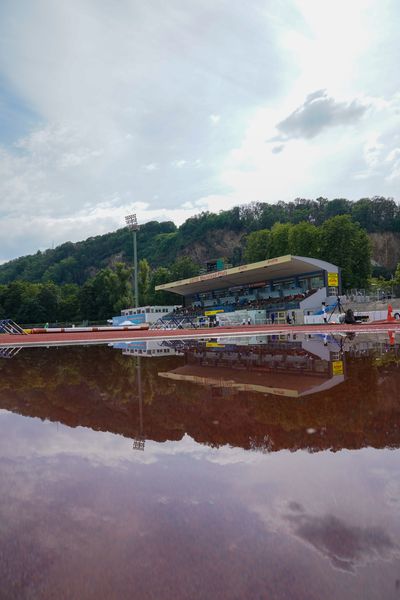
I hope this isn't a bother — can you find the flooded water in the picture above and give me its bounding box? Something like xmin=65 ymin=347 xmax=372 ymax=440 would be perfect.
xmin=0 ymin=333 xmax=399 ymax=600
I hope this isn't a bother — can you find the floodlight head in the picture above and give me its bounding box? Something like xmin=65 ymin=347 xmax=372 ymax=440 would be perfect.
xmin=125 ymin=213 xmax=139 ymax=231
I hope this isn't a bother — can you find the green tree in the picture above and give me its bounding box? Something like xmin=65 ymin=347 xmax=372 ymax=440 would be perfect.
xmin=79 ymin=263 xmax=134 ymax=321
xmin=244 ymin=230 xmax=271 ymax=262
xmin=393 ymin=263 xmax=400 ymax=286
xmin=59 ymin=284 xmax=81 ymax=322
xmin=323 ymin=198 xmax=351 ymax=219
xmin=79 ymin=280 xmax=97 ymax=321
xmin=2 ymin=281 xmax=32 ymax=321
xmin=368 ymin=276 xmax=393 ymax=293
xmin=149 ymin=267 xmax=179 ymax=305
xmin=288 ymin=222 xmax=320 ymax=257
xmin=0 ymin=284 xmax=5 ymax=319
xmin=138 ymin=259 xmax=151 ymax=306
xmin=112 ymin=263 xmax=134 ymax=313
xmin=319 ymin=215 xmax=371 ymax=289
xmin=351 ymin=198 xmax=372 ymax=231
xmin=42 ymin=256 xmax=81 ymax=285
xmin=90 ymin=270 xmax=115 ymax=320
xmin=37 ymin=283 xmax=60 ymax=320
xmin=351 ymin=227 xmax=372 ymax=288
xmin=269 ymin=223 xmax=292 ymax=258
xmin=170 ymin=257 xmax=199 ymax=281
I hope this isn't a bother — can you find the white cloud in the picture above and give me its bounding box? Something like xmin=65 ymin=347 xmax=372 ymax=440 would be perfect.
xmin=0 ymin=0 xmax=399 ymax=260
xmin=0 ymin=0 xmax=291 ymax=258
xmin=363 ymin=135 xmax=385 ymax=168
xmin=144 ymin=163 xmax=157 ymax=171
xmin=386 ymin=149 xmax=400 ymax=182
xmin=172 ymin=159 xmax=187 ymax=168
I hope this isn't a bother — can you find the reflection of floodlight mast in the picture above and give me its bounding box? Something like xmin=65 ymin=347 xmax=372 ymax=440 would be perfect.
xmin=132 ymin=356 xmax=145 ymax=451
xmin=132 ymin=437 xmax=145 ymax=451
xmin=125 ymin=213 xmax=140 ymax=308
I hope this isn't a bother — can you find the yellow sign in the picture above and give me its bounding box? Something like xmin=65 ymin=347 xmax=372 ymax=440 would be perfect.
xmin=332 ymin=360 xmax=344 ymax=376
xmin=204 ymin=310 xmax=224 ymax=316
xmin=327 ymin=272 xmax=339 ymax=287
xmin=206 ymin=342 xmax=225 ymax=348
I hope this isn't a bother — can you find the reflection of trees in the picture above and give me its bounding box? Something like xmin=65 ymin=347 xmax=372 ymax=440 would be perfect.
xmin=0 ymin=347 xmax=399 ymax=453
xmin=373 ymin=352 xmax=400 ymax=368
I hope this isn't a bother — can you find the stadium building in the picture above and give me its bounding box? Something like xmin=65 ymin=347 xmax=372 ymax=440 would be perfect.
xmin=155 ymin=254 xmax=341 ymax=325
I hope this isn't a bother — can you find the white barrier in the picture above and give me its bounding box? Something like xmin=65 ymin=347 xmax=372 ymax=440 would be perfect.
xmin=29 ymin=324 xmax=149 ymax=334
xmin=304 ymin=310 xmax=388 ymax=325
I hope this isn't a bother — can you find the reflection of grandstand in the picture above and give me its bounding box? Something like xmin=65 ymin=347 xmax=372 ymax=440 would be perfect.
xmin=111 ymin=340 xmax=183 ymax=357
xmin=158 ymin=335 xmax=345 ymax=398
xmin=341 ymin=333 xmax=400 ymax=357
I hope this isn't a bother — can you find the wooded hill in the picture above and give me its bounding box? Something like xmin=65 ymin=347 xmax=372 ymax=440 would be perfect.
xmin=1 ymin=196 xmax=399 ymax=325
xmin=0 ymin=196 xmax=399 ymax=287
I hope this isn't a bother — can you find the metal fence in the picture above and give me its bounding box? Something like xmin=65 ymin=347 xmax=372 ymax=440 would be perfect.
xmin=345 ymin=289 xmax=397 ymax=303
xmin=19 ymin=319 xmax=109 ymax=329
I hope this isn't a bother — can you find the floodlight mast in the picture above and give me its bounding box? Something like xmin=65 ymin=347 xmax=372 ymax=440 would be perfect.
xmin=125 ymin=214 xmax=140 ymax=308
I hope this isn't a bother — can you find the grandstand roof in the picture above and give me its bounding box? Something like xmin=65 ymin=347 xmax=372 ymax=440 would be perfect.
xmin=155 ymin=255 xmax=339 ymax=296
xmin=158 ymin=365 xmax=344 ymax=397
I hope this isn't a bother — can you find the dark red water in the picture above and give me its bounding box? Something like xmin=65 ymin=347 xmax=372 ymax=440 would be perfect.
xmin=0 ymin=334 xmax=399 ymax=599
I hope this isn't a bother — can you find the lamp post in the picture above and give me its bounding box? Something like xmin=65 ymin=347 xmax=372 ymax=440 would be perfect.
xmin=125 ymin=213 xmax=140 ymax=308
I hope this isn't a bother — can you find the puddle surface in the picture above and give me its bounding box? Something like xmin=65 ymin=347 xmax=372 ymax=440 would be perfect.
xmin=0 ymin=333 xmax=399 ymax=599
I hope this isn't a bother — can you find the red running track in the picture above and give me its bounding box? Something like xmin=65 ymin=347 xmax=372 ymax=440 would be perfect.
xmin=1 ymin=321 xmax=400 ymax=347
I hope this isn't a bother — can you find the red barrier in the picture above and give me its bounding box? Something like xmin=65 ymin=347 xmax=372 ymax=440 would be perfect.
xmin=387 ymin=305 xmax=395 ymax=322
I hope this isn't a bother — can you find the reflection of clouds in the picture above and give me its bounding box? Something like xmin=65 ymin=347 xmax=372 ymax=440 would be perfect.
xmin=368 ymin=466 xmax=400 ymax=512
xmin=287 ymin=501 xmax=304 ymax=513
xmin=285 ymin=505 xmax=399 ymax=573
xmin=384 ymin=480 xmax=400 ymax=509
xmin=0 ymin=412 xmax=265 ymax=471
xmin=2 ymin=407 xmax=400 ymax=596
xmin=0 ymin=412 xmax=156 ymax=468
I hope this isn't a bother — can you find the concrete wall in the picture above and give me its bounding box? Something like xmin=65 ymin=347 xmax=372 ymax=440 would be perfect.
xmin=300 ymin=287 xmax=328 ymax=311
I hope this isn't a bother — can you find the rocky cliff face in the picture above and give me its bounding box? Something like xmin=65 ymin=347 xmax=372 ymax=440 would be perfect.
xmin=369 ymin=232 xmax=400 ymax=270
xmin=182 ymin=230 xmax=400 ymax=272
xmin=180 ymin=229 xmax=245 ymax=264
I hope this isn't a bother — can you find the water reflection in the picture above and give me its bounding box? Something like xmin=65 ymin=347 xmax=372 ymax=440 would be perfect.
xmin=0 ymin=334 xmax=399 ymax=599
xmin=0 ymin=333 xmax=399 ymax=453
xmin=157 ymin=334 xmax=346 ymax=397
xmin=284 ymin=503 xmax=399 ymax=573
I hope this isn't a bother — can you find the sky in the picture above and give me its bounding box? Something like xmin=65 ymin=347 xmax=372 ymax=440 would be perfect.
xmin=0 ymin=0 xmax=399 ymax=262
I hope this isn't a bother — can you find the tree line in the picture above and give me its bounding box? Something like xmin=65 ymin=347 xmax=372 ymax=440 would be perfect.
xmin=243 ymin=215 xmax=371 ymax=289
xmin=0 ymin=258 xmax=199 ymax=325
xmin=0 ymin=196 xmax=399 ymax=287
xmin=0 ymin=215 xmax=381 ymax=325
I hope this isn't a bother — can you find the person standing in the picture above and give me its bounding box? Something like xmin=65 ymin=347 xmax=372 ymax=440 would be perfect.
xmin=271 ymin=312 xmax=275 ymax=325
xmin=322 ymin=302 xmax=327 ymax=324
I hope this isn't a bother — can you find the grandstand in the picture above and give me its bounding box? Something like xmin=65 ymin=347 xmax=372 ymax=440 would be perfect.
xmin=155 ymin=254 xmax=341 ymax=325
